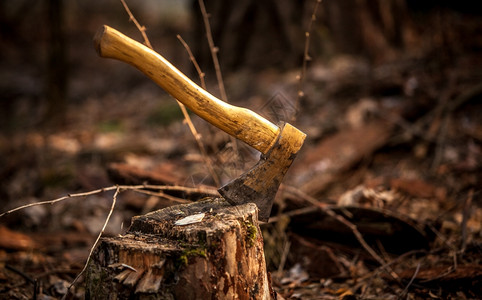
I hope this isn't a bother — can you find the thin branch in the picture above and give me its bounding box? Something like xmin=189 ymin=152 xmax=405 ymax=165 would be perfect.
xmin=358 ymin=249 xmax=427 ymax=283
xmin=294 ymin=0 xmax=322 ymax=122
xmin=431 ymin=113 xmax=450 ymax=171
xmin=178 ymin=101 xmax=221 ymax=186
xmin=176 ymin=35 xmax=220 ymax=186
xmin=460 ymin=189 xmax=473 ymax=253
xmin=420 ymin=250 xmax=458 ymax=283
xmin=277 ymin=240 xmax=291 ymax=275
xmin=399 ymin=262 xmax=421 ymax=299
xmin=177 ymin=34 xmax=206 ymax=89
xmin=279 ymin=185 xmax=400 ymax=281
xmin=0 ymin=184 xmax=219 ymax=218
xmin=0 ymin=187 xmax=114 ymax=218
xmin=119 ymin=0 xmax=152 ymax=48
xmin=132 ymin=189 xmax=191 ymax=204
xmin=197 ymin=0 xmax=227 ymax=103
xmin=5 ymin=264 xmax=38 ymax=299
xmin=141 ymin=184 xmax=219 ymax=196
xmin=119 ymin=0 xmax=220 ymax=186
xmin=197 ymin=0 xmax=239 ymax=161
xmin=63 ymin=186 xmax=120 ymax=299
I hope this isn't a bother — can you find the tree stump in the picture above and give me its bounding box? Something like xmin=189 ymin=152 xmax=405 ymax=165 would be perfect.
xmin=85 ymin=198 xmax=274 ymax=299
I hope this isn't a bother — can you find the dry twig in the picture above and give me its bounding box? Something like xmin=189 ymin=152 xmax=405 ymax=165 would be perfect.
xmin=278 ymin=185 xmax=401 ymax=281
xmin=460 ymin=189 xmax=474 ymax=253
xmin=294 ymin=0 xmax=322 ymax=121
xmin=197 ymin=0 xmax=227 ymax=103
xmin=399 ymin=262 xmax=421 ymax=299
xmin=277 ymin=240 xmax=291 ymax=275
xmin=63 ymin=186 xmax=120 ymax=298
xmin=119 ymin=0 xmax=152 ymax=48
xmin=177 ymin=34 xmax=206 ymax=89
xmin=120 ymin=0 xmax=220 ymax=186
xmin=197 ymin=0 xmax=240 ymax=162
xmin=176 ymin=34 xmax=221 ymax=186
xmin=0 ymin=187 xmax=114 ymax=218
xmin=0 ymin=184 xmax=219 ymax=218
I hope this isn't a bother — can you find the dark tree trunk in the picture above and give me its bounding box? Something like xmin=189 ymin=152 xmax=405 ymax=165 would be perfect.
xmin=191 ymin=0 xmax=307 ymax=72
xmin=44 ymin=0 xmax=67 ymax=125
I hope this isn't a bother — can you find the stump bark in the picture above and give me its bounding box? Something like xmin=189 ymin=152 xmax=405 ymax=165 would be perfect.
xmin=85 ymin=198 xmax=274 ymax=299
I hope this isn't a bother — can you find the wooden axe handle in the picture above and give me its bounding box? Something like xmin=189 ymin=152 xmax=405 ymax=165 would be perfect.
xmin=94 ymin=25 xmax=280 ymax=154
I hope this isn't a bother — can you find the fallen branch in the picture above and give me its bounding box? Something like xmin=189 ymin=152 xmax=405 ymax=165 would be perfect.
xmin=277 ymin=185 xmax=401 ymax=281
xmin=0 ymin=184 xmax=219 ymax=218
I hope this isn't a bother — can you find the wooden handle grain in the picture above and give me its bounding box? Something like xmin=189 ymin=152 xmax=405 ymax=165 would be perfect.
xmin=94 ymin=25 xmax=280 ymax=154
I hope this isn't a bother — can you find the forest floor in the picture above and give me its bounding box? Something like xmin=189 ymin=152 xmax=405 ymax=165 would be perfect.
xmin=1 ymin=7 xmax=482 ymax=300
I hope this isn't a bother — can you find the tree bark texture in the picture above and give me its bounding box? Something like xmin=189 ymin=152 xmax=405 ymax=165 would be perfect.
xmin=85 ymin=198 xmax=274 ymax=299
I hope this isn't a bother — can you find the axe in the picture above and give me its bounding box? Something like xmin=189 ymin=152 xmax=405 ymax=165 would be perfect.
xmin=94 ymin=25 xmax=306 ymax=221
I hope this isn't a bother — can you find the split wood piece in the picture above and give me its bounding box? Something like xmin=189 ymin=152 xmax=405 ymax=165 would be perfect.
xmin=85 ymin=198 xmax=275 ymax=299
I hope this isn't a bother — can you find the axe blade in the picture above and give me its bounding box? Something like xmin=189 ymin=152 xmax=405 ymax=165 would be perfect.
xmin=218 ymin=123 xmax=306 ymax=222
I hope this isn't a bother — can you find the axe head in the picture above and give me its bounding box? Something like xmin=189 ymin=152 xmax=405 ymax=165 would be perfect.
xmin=218 ymin=123 xmax=306 ymax=222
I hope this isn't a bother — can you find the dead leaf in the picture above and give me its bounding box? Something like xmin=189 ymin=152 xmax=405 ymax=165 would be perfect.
xmin=0 ymin=226 xmax=36 ymax=250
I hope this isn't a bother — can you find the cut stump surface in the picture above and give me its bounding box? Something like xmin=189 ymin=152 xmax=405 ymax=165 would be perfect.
xmin=85 ymin=198 xmax=273 ymax=299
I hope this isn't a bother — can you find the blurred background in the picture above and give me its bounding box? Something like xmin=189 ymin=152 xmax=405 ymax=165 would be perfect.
xmin=2 ymin=0 xmax=481 ymax=130
xmin=1 ymin=0 xmax=481 ymax=298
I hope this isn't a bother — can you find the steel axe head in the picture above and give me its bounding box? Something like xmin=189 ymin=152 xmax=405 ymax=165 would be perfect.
xmin=218 ymin=122 xmax=306 ymax=222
